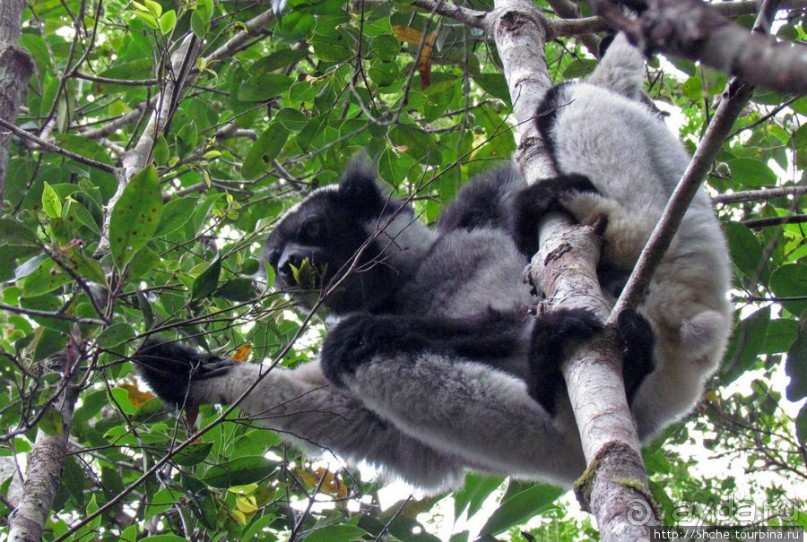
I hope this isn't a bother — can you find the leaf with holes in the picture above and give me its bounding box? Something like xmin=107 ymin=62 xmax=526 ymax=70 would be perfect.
xmin=109 ymin=165 xmax=162 ymax=270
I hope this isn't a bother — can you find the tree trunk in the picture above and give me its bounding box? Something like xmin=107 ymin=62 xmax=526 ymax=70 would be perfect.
xmin=0 ymin=0 xmax=34 ymax=206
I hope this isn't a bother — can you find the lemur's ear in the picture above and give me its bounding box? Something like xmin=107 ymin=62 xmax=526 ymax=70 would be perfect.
xmin=338 ymin=159 xmax=389 ymax=219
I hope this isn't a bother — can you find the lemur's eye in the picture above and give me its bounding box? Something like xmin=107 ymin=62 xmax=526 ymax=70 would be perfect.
xmin=300 ymin=218 xmax=324 ymax=243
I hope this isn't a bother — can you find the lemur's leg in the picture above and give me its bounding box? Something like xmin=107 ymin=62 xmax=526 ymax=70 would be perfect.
xmin=321 ymin=314 xmax=586 ymax=486
xmin=525 ymin=308 xmax=656 ymax=415
xmin=513 ymin=174 xmax=600 ymax=255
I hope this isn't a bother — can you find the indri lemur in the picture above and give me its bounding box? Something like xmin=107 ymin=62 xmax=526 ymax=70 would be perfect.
xmin=133 ymin=34 xmax=731 ymax=491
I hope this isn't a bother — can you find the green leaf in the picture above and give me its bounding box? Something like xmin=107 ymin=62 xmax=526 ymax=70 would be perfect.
xmin=770 ymin=264 xmax=807 ymax=317
xmin=155 ymin=196 xmax=197 ymax=236
xmin=479 ymin=482 xmax=564 ymax=536
xmin=22 ymin=259 xmax=72 ymax=296
xmin=454 ymin=474 xmax=504 ymax=519
xmin=173 ymin=442 xmax=213 ymax=466
xmin=725 ymin=222 xmax=767 ymax=282
xmin=242 ymin=124 xmax=289 ymax=179
xmin=215 ymin=278 xmax=257 ymax=302
xmin=191 ymin=254 xmax=222 ymax=301
xmin=109 ymin=165 xmax=163 ymax=270
xmin=304 ymin=525 xmax=368 ymax=542
xmin=96 ymin=323 xmax=135 ymax=349
xmin=158 ymin=10 xmax=176 ymax=35
xmin=727 ymin=158 xmax=777 ymax=188
xmin=721 ymin=306 xmax=770 ymax=383
xmin=786 ymin=321 xmax=807 ymax=402
xmin=237 ymin=73 xmax=293 ymax=102
xmin=0 ymin=218 xmax=40 ymax=247
xmin=796 ymin=404 xmax=807 ymax=446
xmin=42 ymin=182 xmax=63 ymax=219
xmin=153 ymin=134 xmax=170 ymax=166
xmin=473 ymin=73 xmax=511 ymax=103
xmin=39 ymin=406 xmax=64 ymax=436
xmin=201 ymin=456 xmax=275 ymax=488
xmin=388 ymin=124 xmax=442 ymax=165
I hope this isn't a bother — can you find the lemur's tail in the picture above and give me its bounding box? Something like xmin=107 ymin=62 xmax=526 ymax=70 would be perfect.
xmin=587 ymin=33 xmax=645 ymax=99
xmin=132 ymin=337 xmax=234 ymax=406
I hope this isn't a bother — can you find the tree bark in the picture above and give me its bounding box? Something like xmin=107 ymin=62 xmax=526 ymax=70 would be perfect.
xmin=8 ymin=381 xmax=80 ymax=542
xmin=0 ymin=0 xmax=34 ymax=206
xmin=489 ymin=2 xmax=656 ymax=539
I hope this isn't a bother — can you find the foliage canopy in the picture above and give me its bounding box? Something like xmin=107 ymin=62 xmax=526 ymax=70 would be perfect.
xmin=0 ymin=0 xmax=805 ymax=539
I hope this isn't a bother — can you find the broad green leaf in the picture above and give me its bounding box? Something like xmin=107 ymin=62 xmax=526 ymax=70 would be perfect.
xmin=158 ymin=10 xmax=176 ymax=35
xmin=727 ymin=158 xmax=777 ymax=188
xmin=0 ymin=218 xmax=40 ymax=247
xmin=201 ymin=456 xmax=275 ymax=488
xmin=479 ymin=482 xmax=564 ymax=536
xmin=155 ymin=196 xmax=197 ymax=235
xmin=153 ymin=134 xmax=170 ymax=166
xmin=173 ymin=442 xmax=213 ymax=466
xmin=454 ymin=474 xmax=504 ymax=519
xmin=191 ymin=254 xmax=222 ymax=301
xmin=473 ymin=73 xmax=511 ymax=102
xmin=42 ymin=182 xmax=62 ymax=218
xmin=39 ymin=406 xmax=64 ymax=436
xmin=721 ymin=306 xmax=770 ymax=383
xmin=725 ymin=222 xmax=767 ymax=282
xmin=237 ymin=73 xmax=293 ymax=102
xmin=770 ymin=264 xmax=807 ymax=317
xmin=215 ymin=278 xmax=257 ymax=302
xmin=96 ymin=323 xmax=135 ymax=349
xmin=304 ymin=525 xmax=368 ymax=542
xmin=22 ymin=259 xmax=72 ymax=296
xmin=786 ymin=322 xmax=807 ymax=402
xmin=109 ymin=165 xmax=163 ymax=270
xmin=242 ymin=124 xmax=289 ymax=179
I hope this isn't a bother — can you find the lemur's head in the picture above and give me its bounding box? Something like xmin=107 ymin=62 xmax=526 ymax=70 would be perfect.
xmin=264 ymin=163 xmax=434 ymax=314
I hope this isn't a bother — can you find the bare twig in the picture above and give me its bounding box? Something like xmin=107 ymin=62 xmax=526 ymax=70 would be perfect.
xmin=742 ymin=214 xmax=807 ymax=229
xmin=610 ymin=0 xmax=782 ymax=319
xmin=713 ymin=185 xmax=807 ymax=205
xmin=0 ymin=117 xmax=119 ymax=175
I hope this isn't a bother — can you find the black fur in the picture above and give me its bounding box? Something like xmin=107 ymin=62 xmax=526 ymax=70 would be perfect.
xmin=322 ymin=311 xmax=525 ymax=388
xmin=437 ymin=167 xmax=525 ymax=234
xmin=513 ymin=174 xmax=600 ymax=255
xmin=527 ymin=308 xmax=603 ymax=415
xmin=133 ymin=338 xmax=234 ymax=406
xmin=535 ymin=82 xmax=574 ymax=174
xmin=616 ymin=309 xmax=656 ymax=404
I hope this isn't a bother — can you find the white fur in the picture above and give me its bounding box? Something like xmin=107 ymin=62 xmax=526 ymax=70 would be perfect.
xmin=545 ymin=33 xmax=732 ymax=437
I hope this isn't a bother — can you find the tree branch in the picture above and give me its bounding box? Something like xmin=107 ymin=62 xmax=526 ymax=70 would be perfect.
xmin=8 ymin=374 xmax=80 ymax=541
xmin=742 ymin=214 xmax=807 ymax=229
xmin=0 ymin=117 xmax=119 ymax=175
xmin=610 ymin=0 xmax=781 ymax=320
xmin=491 ymin=1 xmax=654 ymax=539
xmin=713 ymin=185 xmax=807 ymax=205
xmin=593 ymin=0 xmax=807 ymax=94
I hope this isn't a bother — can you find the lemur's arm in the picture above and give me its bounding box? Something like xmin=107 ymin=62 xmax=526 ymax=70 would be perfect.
xmin=133 ymin=339 xmax=466 ymax=491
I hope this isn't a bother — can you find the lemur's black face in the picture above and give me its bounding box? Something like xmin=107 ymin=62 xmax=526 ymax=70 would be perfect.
xmin=264 ymin=165 xmax=407 ymax=315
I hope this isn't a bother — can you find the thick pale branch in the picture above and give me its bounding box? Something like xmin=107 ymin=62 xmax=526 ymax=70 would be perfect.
xmin=533 ymin=215 xmax=655 ymax=539
xmin=594 ymin=0 xmax=807 ymax=94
